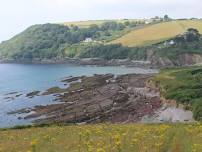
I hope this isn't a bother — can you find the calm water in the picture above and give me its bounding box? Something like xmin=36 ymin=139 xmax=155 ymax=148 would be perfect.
xmin=0 ymin=63 xmax=158 ymax=128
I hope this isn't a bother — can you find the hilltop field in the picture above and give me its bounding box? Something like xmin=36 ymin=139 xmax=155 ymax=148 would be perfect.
xmin=62 ymin=19 xmax=202 ymax=46
xmin=111 ymin=20 xmax=202 ymax=46
xmin=62 ymin=19 xmax=140 ymax=28
xmin=1 ymin=123 xmax=202 ymax=152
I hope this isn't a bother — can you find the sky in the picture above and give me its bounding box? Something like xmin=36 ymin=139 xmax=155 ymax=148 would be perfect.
xmin=0 ymin=0 xmax=201 ymax=42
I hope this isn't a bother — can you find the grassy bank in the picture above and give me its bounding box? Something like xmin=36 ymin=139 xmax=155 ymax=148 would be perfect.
xmin=151 ymin=66 xmax=202 ymax=121
xmin=1 ymin=123 xmax=202 ymax=152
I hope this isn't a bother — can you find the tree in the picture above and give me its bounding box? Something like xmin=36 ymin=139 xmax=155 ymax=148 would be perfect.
xmin=164 ymin=15 xmax=169 ymax=21
xmin=71 ymin=25 xmax=79 ymax=31
xmin=104 ymin=31 xmax=111 ymax=36
xmin=117 ymin=23 xmax=125 ymax=30
xmin=89 ymin=24 xmax=99 ymax=31
xmin=101 ymin=21 xmax=118 ymax=31
xmin=129 ymin=21 xmax=137 ymax=28
xmin=174 ymin=28 xmax=201 ymax=44
xmin=124 ymin=21 xmax=130 ymax=26
xmin=186 ymin=28 xmax=200 ymax=42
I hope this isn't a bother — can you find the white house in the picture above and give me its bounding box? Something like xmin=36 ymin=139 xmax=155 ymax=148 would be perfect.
xmin=84 ymin=38 xmax=93 ymax=43
xmin=169 ymin=40 xmax=175 ymax=45
xmin=164 ymin=40 xmax=175 ymax=46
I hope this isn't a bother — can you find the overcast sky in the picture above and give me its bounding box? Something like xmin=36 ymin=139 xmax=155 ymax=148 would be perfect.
xmin=0 ymin=0 xmax=201 ymax=42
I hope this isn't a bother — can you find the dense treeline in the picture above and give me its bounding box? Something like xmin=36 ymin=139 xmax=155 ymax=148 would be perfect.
xmin=0 ymin=24 xmax=99 ymax=59
xmin=78 ymin=44 xmax=147 ymax=60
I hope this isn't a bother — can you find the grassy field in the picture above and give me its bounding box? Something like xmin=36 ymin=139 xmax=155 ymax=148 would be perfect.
xmin=1 ymin=124 xmax=202 ymax=152
xmin=62 ymin=20 xmax=109 ymax=28
xmin=111 ymin=20 xmax=202 ymax=47
xmin=62 ymin=19 xmax=140 ymax=28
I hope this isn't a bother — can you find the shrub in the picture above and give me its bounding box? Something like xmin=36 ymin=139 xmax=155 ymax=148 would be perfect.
xmin=193 ymin=101 xmax=202 ymax=121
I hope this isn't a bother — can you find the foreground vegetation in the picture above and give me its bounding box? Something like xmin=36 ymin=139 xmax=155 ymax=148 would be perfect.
xmin=152 ymin=66 xmax=202 ymax=121
xmin=1 ymin=123 xmax=202 ymax=152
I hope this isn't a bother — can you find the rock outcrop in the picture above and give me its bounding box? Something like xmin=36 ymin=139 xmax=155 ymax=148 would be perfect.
xmin=25 ymin=74 xmax=162 ymax=124
xmin=150 ymin=53 xmax=202 ymax=67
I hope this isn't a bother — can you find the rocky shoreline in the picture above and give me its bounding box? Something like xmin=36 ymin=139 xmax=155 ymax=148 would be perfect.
xmin=0 ymin=58 xmax=153 ymax=68
xmin=5 ymin=72 xmax=194 ymax=125
xmin=1 ymin=54 xmax=202 ymax=69
xmin=23 ymin=73 xmax=163 ymax=124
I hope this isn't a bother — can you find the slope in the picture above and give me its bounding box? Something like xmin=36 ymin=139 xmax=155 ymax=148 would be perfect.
xmin=111 ymin=20 xmax=202 ymax=47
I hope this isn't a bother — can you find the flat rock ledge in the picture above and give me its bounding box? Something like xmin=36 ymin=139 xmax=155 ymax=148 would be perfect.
xmin=25 ymin=74 xmax=163 ymax=124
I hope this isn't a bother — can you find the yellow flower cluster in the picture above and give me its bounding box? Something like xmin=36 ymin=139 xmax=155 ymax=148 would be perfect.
xmin=1 ymin=123 xmax=202 ymax=151
xmin=74 ymin=124 xmax=171 ymax=152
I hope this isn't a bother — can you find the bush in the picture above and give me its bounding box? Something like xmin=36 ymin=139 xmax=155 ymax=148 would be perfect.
xmin=153 ymin=67 xmax=202 ymax=121
xmin=193 ymin=101 xmax=202 ymax=121
xmin=78 ymin=44 xmax=147 ymax=60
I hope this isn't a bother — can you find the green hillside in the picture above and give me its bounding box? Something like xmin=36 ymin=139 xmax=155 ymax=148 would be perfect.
xmin=0 ymin=21 xmax=136 ymax=60
xmin=0 ymin=19 xmax=150 ymax=61
xmin=1 ymin=19 xmax=202 ymax=63
xmin=0 ymin=24 xmax=78 ymax=59
xmin=78 ymin=28 xmax=202 ymax=64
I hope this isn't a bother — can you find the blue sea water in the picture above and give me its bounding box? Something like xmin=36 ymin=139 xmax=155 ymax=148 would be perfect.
xmin=0 ymin=63 xmax=158 ymax=127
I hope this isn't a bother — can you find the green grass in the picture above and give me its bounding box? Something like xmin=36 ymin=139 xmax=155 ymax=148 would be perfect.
xmin=1 ymin=123 xmax=202 ymax=152
xmin=152 ymin=66 xmax=202 ymax=103
xmin=151 ymin=66 xmax=202 ymax=120
xmin=111 ymin=20 xmax=202 ymax=47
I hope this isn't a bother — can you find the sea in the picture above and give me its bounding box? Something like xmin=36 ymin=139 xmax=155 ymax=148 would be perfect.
xmin=0 ymin=63 xmax=158 ymax=128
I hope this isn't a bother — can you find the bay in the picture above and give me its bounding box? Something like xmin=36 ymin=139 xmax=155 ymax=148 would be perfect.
xmin=0 ymin=63 xmax=158 ymax=128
